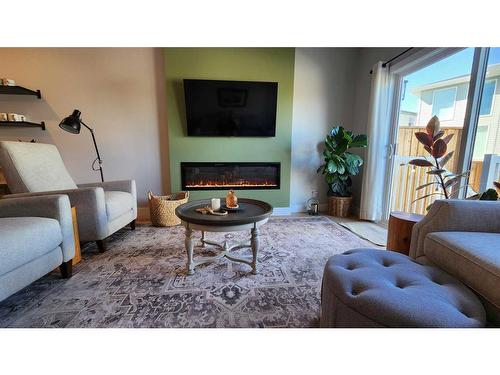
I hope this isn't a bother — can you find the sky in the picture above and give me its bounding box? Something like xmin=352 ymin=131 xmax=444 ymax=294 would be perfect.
xmin=400 ymin=47 xmax=500 ymax=113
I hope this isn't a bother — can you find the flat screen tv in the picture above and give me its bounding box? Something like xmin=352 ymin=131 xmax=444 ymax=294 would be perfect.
xmin=183 ymin=79 xmax=278 ymax=137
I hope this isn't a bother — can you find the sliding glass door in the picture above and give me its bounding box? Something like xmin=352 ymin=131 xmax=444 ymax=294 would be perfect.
xmin=388 ymin=48 xmax=475 ymax=215
xmin=468 ymin=48 xmax=500 ymax=195
xmin=384 ymin=47 xmax=500 ymax=218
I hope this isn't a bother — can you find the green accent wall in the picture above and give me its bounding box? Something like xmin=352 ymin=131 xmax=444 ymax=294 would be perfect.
xmin=164 ymin=48 xmax=295 ymax=207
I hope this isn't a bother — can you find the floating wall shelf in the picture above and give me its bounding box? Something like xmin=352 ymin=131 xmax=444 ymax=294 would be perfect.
xmin=0 ymin=85 xmax=42 ymax=99
xmin=0 ymin=121 xmax=46 ymax=130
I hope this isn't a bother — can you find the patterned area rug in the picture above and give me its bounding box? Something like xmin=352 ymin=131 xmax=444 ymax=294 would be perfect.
xmin=0 ymin=216 xmax=372 ymax=328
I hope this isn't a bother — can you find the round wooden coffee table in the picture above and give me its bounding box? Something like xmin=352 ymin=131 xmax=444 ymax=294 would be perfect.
xmin=175 ymin=198 xmax=273 ymax=275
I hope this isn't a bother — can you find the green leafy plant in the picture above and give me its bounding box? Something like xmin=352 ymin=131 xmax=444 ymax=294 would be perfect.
xmin=409 ymin=116 xmax=469 ymax=207
xmin=476 ymin=182 xmax=500 ymax=200
xmin=317 ymin=126 xmax=368 ymax=197
xmin=479 ymin=188 xmax=499 ymax=200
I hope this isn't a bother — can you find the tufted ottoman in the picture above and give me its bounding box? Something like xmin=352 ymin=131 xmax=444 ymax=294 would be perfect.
xmin=320 ymin=249 xmax=486 ymax=328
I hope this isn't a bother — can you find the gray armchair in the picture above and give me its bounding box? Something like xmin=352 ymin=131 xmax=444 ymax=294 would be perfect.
xmin=410 ymin=199 xmax=500 ymax=325
xmin=0 ymin=141 xmax=137 ymax=252
xmin=0 ymin=194 xmax=75 ymax=302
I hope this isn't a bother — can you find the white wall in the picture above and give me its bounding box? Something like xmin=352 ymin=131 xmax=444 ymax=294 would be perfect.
xmin=0 ymin=48 xmax=169 ymax=216
xmin=290 ymin=48 xmax=359 ymax=211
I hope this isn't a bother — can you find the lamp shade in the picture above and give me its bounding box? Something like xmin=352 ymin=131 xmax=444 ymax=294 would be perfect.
xmin=59 ymin=109 xmax=82 ymax=134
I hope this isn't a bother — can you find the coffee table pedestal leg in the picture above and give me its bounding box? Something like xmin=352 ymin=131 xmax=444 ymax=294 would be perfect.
xmin=185 ymin=227 xmax=195 ymax=275
xmin=251 ymin=227 xmax=259 ymax=275
xmin=181 ymin=219 xmax=267 ymax=276
xmin=200 ymin=230 xmax=206 ymax=248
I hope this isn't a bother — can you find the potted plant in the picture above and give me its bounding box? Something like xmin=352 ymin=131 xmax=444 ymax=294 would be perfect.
xmin=409 ymin=116 xmax=500 ymax=209
xmin=317 ymin=126 xmax=368 ymax=217
xmin=409 ymin=116 xmax=470 ymax=210
xmin=474 ymin=182 xmax=500 ymax=201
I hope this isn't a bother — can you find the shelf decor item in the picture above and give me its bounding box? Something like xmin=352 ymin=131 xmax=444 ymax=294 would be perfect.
xmin=59 ymin=109 xmax=105 ymax=182
xmin=1 ymin=78 xmax=15 ymax=86
xmin=5 ymin=113 xmax=27 ymax=122
xmin=148 ymin=191 xmax=189 ymax=227
xmin=226 ymin=189 xmax=238 ymax=208
xmin=317 ymin=126 xmax=368 ymax=217
xmin=195 ymin=206 xmax=228 ymax=216
xmin=211 ymin=198 xmax=221 ymax=211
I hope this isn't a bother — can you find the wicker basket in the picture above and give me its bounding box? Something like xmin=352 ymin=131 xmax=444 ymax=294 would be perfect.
xmin=148 ymin=191 xmax=189 ymax=227
xmin=328 ymin=196 xmax=353 ymax=217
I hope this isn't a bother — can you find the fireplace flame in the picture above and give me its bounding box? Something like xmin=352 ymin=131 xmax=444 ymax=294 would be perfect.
xmin=185 ymin=179 xmax=278 ymax=188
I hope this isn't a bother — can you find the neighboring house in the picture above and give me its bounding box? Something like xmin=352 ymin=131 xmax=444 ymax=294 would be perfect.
xmin=411 ymin=63 xmax=500 ymax=161
xmin=398 ymin=110 xmax=417 ymax=126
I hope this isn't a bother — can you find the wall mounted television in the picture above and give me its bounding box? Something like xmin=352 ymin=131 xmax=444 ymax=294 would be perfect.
xmin=183 ymin=79 xmax=278 ymax=137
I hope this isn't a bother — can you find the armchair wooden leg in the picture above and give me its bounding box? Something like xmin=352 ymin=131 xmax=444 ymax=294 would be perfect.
xmin=130 ymin=219 xmax=136 ymax=230
xmin=59 ymin=260 xmax=73 ymax=279
xmin=96 ymin=240 xmax=107 ymax=253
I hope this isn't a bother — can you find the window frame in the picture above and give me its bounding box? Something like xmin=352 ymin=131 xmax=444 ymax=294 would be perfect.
xmin=472 ymin=125 xmax=490 ymax=161
xmin=479 ymin=79 xmax=497 ymax=117
xmin=384 ymin=47 xmax=491 ymax=220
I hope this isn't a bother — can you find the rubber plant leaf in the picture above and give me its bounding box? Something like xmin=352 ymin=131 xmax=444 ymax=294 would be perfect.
xmin=409 ymin=159 xmax=434 ymax=167
xmin=416 ymin=181 xmax=441 ymax=191
xmin=426 ymin=116 xmax=440 ymax=137
xmin=433 ymin=130 xmax=445 ymax=141
xmin=442 ymin=133 xmax=454 ymax=144
xmin=439 ymin=151 xmax=454 ymax=168
xmin=444 ymin=175 xmax=463 ymax=188
xmin=412 ymin=192 xmax=445 ymax=204
xmin=444 ymin=171 xmax=470 ymax=180
xmin=427 ymin=169 xmax=446 ymax=175
xmin=432 ymin=139 xmax=447 ymax=158
xmin=415 ymin=132 xmax=433 ymax=147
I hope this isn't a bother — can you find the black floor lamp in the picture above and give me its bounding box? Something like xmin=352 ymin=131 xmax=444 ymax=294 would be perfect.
xmin=59 ymin=109 xmax=104 ymax=182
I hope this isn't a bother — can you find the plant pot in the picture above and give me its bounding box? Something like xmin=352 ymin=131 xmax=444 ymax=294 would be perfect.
xmin=328 ymin=195 xmax=353 ymax=217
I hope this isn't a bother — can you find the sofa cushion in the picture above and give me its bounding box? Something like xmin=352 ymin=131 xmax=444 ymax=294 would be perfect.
xmin=424 ymin=231 xmax=500 ymax=312
xmin=321 ymin=248 xmax=486 ymax=327
xmin=0 ymin=217 xmax=62 ymax=276
xmin=104 ymin=191 xmax=134 ymax=221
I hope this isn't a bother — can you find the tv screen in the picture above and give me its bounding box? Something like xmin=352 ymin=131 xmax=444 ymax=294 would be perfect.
xmin=183 ymin=79 xmax=278 ymax=137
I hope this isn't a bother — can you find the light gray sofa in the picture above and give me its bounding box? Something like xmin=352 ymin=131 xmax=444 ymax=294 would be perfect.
xmin=320 ymin=199 xmax=500 ymax=327
xmin=0 ymin=141 xmax=137 ymax=252
xmin=0 ymin=195 xmax=75 ymax=302
xmin=410 ymin=199 xmax=500 ymax=325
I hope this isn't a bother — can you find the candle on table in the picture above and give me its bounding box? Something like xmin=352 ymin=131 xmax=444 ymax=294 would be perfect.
xmin=211 ymin=198 xmax=221 ymax=211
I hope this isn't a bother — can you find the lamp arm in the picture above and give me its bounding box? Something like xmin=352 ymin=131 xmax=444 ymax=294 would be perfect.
xmin=81 ymin=120 xmax=104 ymax=182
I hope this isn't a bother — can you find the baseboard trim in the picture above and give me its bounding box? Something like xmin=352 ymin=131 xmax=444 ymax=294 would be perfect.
xmin=272 ymin=203 xmax=328 ymax=216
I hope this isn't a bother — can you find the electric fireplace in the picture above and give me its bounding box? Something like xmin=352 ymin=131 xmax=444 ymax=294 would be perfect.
xmin=181 ymin=162 xmax=281 ymax=190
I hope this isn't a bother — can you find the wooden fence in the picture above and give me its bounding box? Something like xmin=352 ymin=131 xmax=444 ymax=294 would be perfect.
xmin=391 ymin=126 xmax=485 ymax=215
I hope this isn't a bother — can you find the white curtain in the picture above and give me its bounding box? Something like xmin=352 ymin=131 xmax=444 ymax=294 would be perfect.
xmin=360 ymin=62 xmax=393 ymax=221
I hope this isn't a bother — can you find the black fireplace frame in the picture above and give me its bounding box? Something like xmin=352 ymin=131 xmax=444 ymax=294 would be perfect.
xmin=180 ymin=162 xmax=281 ymax=191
